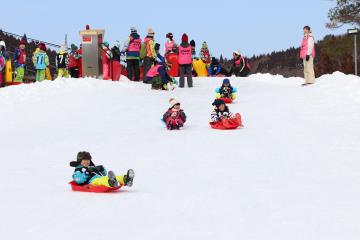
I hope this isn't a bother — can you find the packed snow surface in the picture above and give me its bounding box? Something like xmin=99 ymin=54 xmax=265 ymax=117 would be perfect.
xmin=0 ymin=72 xmax=359 ymax=240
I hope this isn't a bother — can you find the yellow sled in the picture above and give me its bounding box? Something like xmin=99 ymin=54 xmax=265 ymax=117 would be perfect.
xmin=192 ymin=59 xmax=209 ymax=77
xmin=4 ymin=60 xmax=13 ymax=84
xmin=46 ymin=67 xmax=52 ymax=80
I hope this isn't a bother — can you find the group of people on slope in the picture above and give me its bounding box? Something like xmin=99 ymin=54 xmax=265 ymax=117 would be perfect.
xmin=0 ymin=25 xmax=316 ymax=87
xmin=2 ymin=39 xmax=51 ymax=84
xmin=120 ymin=28 xmax=195 ymax=88
xmin=55 ymin=43 xmax=83 ymax=79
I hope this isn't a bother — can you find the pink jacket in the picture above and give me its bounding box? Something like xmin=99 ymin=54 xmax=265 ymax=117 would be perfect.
xmin=146 ymin=65 xmax=162 ymax=77
xmin=300 ymin=33 xmax=316 ymax=59
xmin=165 ymin=40 xmax=175 ymax=53
xmin=178 ymin=44 xmax=192 ymax=65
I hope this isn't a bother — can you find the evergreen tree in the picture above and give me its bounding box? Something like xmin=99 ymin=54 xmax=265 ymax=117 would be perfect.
xmin=327 ymin=0 xmax=360 ymax=28
xmin=219 ymin=54 xmax=224 ymax=64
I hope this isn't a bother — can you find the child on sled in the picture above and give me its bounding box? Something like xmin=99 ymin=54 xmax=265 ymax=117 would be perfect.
xmin=70 ymin=151 xmax=134 ymax=188
xmin=215 ymin=78 xmax=237 ymax=101
xmin=210 ymin=99 xmax=243 ymax=129
xmin=162 ymin=98 xmax=187 ymax=130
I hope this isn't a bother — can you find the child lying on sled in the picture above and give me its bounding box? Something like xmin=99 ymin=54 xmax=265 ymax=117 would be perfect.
xmin=162 ymin=98 xmax=187 ymax=130
xmin=215 ymin=78 xmax=237 ymax=101
xmin=70 ymin=151 xmax=134 ymax=187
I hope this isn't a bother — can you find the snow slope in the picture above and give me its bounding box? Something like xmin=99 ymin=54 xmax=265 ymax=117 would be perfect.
xmin=0 ymin=72 xmax=359 ymax=240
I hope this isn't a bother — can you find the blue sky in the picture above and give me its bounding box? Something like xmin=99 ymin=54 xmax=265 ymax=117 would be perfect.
xmin=0 ymin=0 xmax=350 ymax=58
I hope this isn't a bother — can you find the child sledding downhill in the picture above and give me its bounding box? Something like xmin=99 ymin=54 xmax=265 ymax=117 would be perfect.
xmin=70 ymin=151 xmax=135 ymax=191
xmin=162 ymin=98 xmax=187 ymax=130
xmin=210 ymin=99 xmax=243 ymax=130
xmin=215 ymin=79 xmax=237 ymax=103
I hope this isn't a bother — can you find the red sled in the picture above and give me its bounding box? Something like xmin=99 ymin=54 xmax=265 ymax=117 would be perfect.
xmin=210 ymin=113 xmax=243 ymax=130
xmin=167 ymin=53 xmax=179 ymax=77
xmin=111 ymin=61 xmax=122 ymax=81
xmin=69 ymin=181 xmax=122 ymax=193
xmin=218 ymin=97 xmax=233 ymax=104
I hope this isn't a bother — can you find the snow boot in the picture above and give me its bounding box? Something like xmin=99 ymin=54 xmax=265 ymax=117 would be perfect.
xmin=124 ymin=169 xmax=135 ymax=187
xmin=108 ymin=171 xmax=119 ymax=187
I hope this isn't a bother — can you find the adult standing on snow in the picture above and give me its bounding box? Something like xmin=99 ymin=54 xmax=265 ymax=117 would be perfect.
xmin=300 ymin=26 xmax=316 ymax=86
xmin=123 ymin=27 xmax=142 ymax=81
xmin=165 ymin=33 xmax=177 ymax=56
xmin=142 ymin=28 xmax=156 ymax=83
xmin=178 ymin=33 xmax=193 ymax=88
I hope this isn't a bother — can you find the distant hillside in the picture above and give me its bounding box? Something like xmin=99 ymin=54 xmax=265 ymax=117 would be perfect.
xmin=248 ymin=34 xmax=360 ymax=77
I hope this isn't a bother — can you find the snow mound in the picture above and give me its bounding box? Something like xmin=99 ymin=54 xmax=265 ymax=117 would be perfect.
xmin=0 ymin=72 xmax=359 ymax=240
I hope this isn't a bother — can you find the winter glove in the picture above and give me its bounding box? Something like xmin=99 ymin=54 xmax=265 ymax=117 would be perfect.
xmin=95 ymin=165 xmax=105 ymax=173
xmin=306 ymin=55 xmax=310 ymax=61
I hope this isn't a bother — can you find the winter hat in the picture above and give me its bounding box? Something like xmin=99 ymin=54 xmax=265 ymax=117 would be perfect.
xmin=0 ymin=41 xmax=5 ymax=48
xmin=202 ymin=41 xmax=208 ymax=49
xmin=69 ymin=151 xmax=94 ymax=167
xmin=71 ymin=44 xmax=78 ymax=51
xmin=212 ymin=99 xmax=225 ymax=107
xmin=155 ymin=43 xmax=160 ymax=51
xmin=181 ymin=33 xmax=188 ymax=43
xmin=77 ymin=151 xmax=92 ymax=161
xmin=59 ymin=44 xmax=67 ymax=53
xmin=222 ymin=78 xmax=230 ymax=85
xmin=169 ymin=98 xmax=180 ymax=108
xmin=166 ymin=33 xmax=173 ymax=39
xmin=190 ymin=40 xmax=196 ymax=47
xmin=148 ymin=28 xmax=155 ymax=36
xmin=233 ymin=50 xmax=241 ymax=56
xmin=130 ymin=27 xmax=137 ymax=33
xmin=103 ymin=41 xmax=110 ymax=47
xmin=212 ymin=57 xmax=218 ymax=65
xmin=39 ymin=43 xmax=46 ymax=51
xmin=114 ymin=40 xmax=121 ymax=48
xmin=19 ymin=39 xmax=26 ymax=46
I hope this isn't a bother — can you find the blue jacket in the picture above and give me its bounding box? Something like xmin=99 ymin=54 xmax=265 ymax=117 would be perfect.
xmin=13 ymin=48 xmax=25 ymax=68
xmin=72 ymin=165 xmax=107 ymax=185
xmin=208 ymin=65 xmax=222 ymax=76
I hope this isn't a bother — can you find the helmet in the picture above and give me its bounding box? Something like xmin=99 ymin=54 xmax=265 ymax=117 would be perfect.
xmin=0 ymin=41 xmax=6 ymax=48
xmin=130 ymin=27 xmax=137 ymax=33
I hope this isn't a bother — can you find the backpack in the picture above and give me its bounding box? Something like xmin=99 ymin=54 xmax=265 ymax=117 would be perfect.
xmin=139 ymin=42 xmax=147 ymax=60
